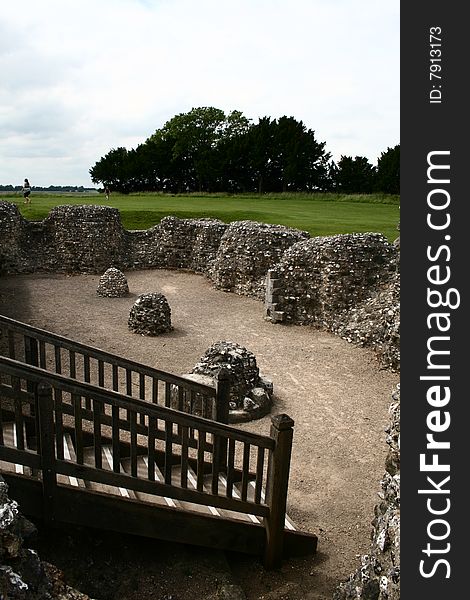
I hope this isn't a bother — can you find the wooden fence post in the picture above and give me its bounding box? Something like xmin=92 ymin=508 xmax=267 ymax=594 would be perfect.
xmin=37 ymin=381 xmax=57 ymax=523
xmin=25 ymin=336 xmax=39 ymax=416
xmin=214 ymin=368 xmax=230 ymax=474
xmin=264 ymin=413 xmax=294 ymax=570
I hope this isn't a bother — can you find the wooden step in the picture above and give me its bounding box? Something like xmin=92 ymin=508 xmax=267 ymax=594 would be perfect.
xmin=244 ymin=479 xmax=296 ymax=531
xmin=82 ymin=445 xmax=136 ymax=499
xmin=166 ymin=464 xmax=219 ymax=517
xmin=120 ymin=455 xmax=179 ymax=509
xmin=58 ymin=434 xmax=86 ymax=488
xmin=200 ymin=471 xmax=260 ymax=524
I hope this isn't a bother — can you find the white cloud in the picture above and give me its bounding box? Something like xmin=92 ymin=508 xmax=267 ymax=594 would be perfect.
xmin=0 ymin=0 xmax=399 ymax=186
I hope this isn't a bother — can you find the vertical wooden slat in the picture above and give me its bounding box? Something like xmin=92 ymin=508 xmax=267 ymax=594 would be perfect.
xmin=112 ymin=364 xmax=119 ymax=391
xmin=130 ymin=409 xmax=137 ymax=477
xmin=240 ymin=442 xmax=251 ymax=501
xmin=152 ymin=378 xmax=158 ymax=404
xmin=69 ymin=350 xmax=76 ymax=379
xmin=39 ymin=341 xmax=46 ymax=369
xmin=24 ymin=336 xmax=39 ymax=367
xmin=7 ymin=330 xmax=16 ymax=359
xmin=126 ymin=369 xmax=132 ymax=395
xmin=54 ymin=345 xmax=62 ymax=374
xmin=139 ymin=373 xmax=145 ymax=399
xmin=126 ymin=369 xmax=132 ymax=420
xmin=226 ymin=438 xmax=236 ymax=499
xmin=196 ymin=430 xmax=205 ymax=492
xmin=147 ymin=416 xmax=156 ymax=481
xmin=189 ymin=389 xmax=196 ymax=442
xmin=72 ymin=394 xmax=83 ymax=464
xmin=54 ymin=389 xmax=64 ymax=461
xmin=98 ymin=360 xmax=105 ymax=414
xmin=112 ymin=405 xmax=120 ymax=473
xmin=139 ymin=373 xmax=146 ymax=425
xmin=93 ymin=398 xmax=102 ymax=469
xmin=164 ymin=420 xmax=172 ymax=484
xmin=180 ymin=426 xmax=189 ymax=488
xmin=211 ymin=433 xmax=221 ymax=495
xmin=24 ymin=337 xmax=39 ymax=402
xmin=83 ymin=355 xmax=91 ymax=382
xmin=255 ymin=446 xmax=265 ymax=504
xmin=177 ymin=386 xmax=184 ymax=436
xmin=84 ymin=355 xmax=91 ymax=410
xmin=98 ymin=360 xmax=105 ymax=388
xmin=165 ymin=382 xmax=171 ymax=408
xmin=215 ymin=368 xmax=230 ymax=424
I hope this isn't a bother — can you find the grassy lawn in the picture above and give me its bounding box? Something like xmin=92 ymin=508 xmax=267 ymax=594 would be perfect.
xmin=3 ymin=191 xmax=400 ymax=241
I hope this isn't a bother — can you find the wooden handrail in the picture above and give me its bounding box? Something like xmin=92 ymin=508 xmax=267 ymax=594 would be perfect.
xmin=1 ymin=314 xmax=230 ymax=428
xmin=0 ymin=358 xmax=278 ymax=518
xmin=0 ymin=314 xmax=215 ymax=395
xmin=0 ymin=356 xmax=273 ymax=447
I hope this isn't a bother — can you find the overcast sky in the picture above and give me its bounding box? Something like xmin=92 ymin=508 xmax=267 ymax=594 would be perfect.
xmin=1 ymin=0 xmax=399 ymax=187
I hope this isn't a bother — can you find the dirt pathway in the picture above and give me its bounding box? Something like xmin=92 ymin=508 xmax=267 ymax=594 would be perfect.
xmin=0 ymin=270 xmax=399 ymax=600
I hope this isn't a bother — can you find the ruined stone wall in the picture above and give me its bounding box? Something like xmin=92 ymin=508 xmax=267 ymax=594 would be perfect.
xmin=267 ymin=233 xmax=397 ymax=327
xmin=0 ymin=203 xmax=227 ymax=275
xmin=39 ymin=205 xmax=129 ymax=273
xmin=211 ymin=220 xmax=309 ymax=298
xmin=0 ymin=201 xmax=38 ymax=273
xmin=334 ymin=385 xmax=400 ymax=600
xmin=133 ymin=216 xmax=228 ymax=274
xmin=0 ymin=202 xmax=400 ymax=370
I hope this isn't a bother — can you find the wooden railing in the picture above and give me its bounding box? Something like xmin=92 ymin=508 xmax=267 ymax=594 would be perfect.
xmin=0 ymin=354 xmax=295 ymax=568
xmin=0 ymin=315 xmax=229 ymax=426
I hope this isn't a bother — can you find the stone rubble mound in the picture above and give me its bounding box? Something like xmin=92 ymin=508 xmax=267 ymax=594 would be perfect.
xmin=96 ymin=267 xmax=129 ymax=297
xmin=190 ymin=341 xmax=273 ymax=422
xmin=128 ymin=292 xmax=173 ymax=336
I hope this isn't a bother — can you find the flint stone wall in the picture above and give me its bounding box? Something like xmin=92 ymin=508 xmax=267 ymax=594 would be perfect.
xmin=267 ymin=233 xmax=397 ymax=327
xmin=0 ymin=203 xmax=227 ymax=275
xmin=334 ymin=385 xmax=400 ymax=600
xmin=127 ymin=216 xmax=228 ymax=273
xmin=331 ymin=270 xmax=400 ymax=371
xmin=211 ymin=220 xmax=309 ymax=298
xmin=0 ymin=202 xmax=400 ymax=370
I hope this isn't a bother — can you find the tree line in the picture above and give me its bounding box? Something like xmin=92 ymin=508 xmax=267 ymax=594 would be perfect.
xmin=89 ymin=107 xmax=399 ymax=195
xmin=0 ymin=185 xmax=95 ymax=192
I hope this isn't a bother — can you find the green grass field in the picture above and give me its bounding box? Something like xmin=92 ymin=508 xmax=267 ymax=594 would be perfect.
xmin=3 ymin=191 xmax=400 ymax=241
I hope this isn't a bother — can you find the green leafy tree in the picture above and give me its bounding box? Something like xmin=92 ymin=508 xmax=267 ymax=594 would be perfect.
xmin=334 ymin=155 xmax=376 ymax=193
xmin=89 ymin=147 xmax=131 ymax=192
xmin=375 ymin=144 xmax=400 ymax=194
xmin=149 ymin=107 xmax=251 ymax=192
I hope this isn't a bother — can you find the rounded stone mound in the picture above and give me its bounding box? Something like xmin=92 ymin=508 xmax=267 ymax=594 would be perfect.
xmin=128 ymin=292 xmax=173 ymax=336
xmin=97 ymin=267 xmax=129 ymax=297
xmin=189 ymin=341 xmax=273 ymax=422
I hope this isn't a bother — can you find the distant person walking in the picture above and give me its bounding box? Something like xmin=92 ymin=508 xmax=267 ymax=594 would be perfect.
xmin=105 ymin=186 xmax=110 ymax=201
xmin=22 ymin=178 xmax=31 ymax=204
